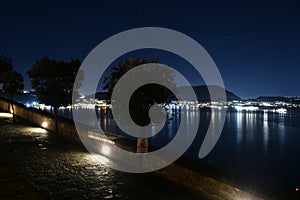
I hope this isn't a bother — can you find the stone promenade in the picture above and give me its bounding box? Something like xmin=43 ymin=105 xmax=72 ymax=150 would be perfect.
xmin=0 ymin=114 xmax=205 ymax=200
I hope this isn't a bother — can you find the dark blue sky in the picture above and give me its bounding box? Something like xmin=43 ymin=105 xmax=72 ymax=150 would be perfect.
xmin=1 ymin=0 xmax=299 ymax=98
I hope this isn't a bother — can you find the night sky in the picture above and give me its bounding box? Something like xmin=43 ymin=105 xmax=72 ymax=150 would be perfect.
xmin=1 ymin=0 xmax=299 ymax=98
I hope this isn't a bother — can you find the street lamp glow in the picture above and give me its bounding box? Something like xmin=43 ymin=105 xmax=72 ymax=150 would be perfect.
xmin=0 ymin=112 xmax=13 ymax=118
xmin=101 ymin=145 xmax=111 ymax=156
xmin=41 ymin=121 xmax=48 ymax=128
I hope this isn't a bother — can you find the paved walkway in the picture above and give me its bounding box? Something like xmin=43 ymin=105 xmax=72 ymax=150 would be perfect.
xmin=0 ymin=114 xmax=205 ymax=200
xmin=0 ymin=160 xmax=42 ymax=199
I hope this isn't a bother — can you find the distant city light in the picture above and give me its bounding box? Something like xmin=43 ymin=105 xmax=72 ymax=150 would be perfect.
xmin=234 ymin=105 xmax=259 ymax=111
xmin=39 ymin=104 xmax=51 ymax=110
xmin=260 ymin=102 xmax=272 ymax=107
xmin=274 ymin=108 xmax=287 ymax=114
xmin=41 ymin=121 xmax=48 ymax=128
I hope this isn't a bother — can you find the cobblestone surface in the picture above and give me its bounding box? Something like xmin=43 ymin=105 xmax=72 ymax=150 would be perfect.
xmin=0 ymin=116 xmax=205 ymax=200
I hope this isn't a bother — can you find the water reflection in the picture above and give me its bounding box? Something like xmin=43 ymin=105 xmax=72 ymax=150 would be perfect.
xmin=74 ymin=108 xmax=294 ymax=162
xmin=71 ymin=107 xmax=300 ymax=192
xmin=236 ymin=111 xmax=243 ymax=147
xmin=263 ymin=111 xmax=269 ymax=154
xmin=278 ymin=121 xmax=285 ymax=157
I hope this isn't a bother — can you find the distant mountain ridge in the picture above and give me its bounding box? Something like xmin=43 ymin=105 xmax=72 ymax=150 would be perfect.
xmin=257 ymin=96 xmax=300 ymax=103
xmin=95 ymin=85 xmax=240 ymax=102
xmin=177 ymin=85 xmax=240 ymax=102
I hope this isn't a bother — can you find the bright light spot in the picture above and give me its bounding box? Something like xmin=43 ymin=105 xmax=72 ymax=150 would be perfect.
xmin=234 ymin=105 xmax=259 ymax=111
xmin=26 ymin=103 xmax=30 ymax=108
xmin=87 ymin=132 xmax=115 ymax=144
xmin=41 ymin=121 xmax=48 ymax=128
xmin=275 ymin=108 xmax=287 ymax=114
xmin=39 ymin=104 xmax=51 ymax=110
xmin=25 ymin=127 xmax=48 ymax=134
xmin=296 ymin=187 xmax=299 ymax=192
xmin=0 ymin=112 xmax=13 ymax=118
xmin=261 ymin=102 xmax=272 ymax=107
xmin=84 ymin=153 xmax=111 ymax=166
xmin=101 ymin=145 xmax=111 ymax=155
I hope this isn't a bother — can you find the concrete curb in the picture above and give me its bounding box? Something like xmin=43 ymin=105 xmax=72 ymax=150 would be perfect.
xmin=156 ymin=162 xmax=268 ymax=200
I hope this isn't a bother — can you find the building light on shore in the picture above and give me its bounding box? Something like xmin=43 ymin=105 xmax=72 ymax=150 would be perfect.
xmin=234 ymin=105 xmax=259 ymax=111
xmin=41 ymin=121 xmax=48 ymax=128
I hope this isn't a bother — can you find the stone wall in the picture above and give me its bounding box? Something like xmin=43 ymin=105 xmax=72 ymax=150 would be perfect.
xmin=0 ymin=97 xmax=81 ymax=143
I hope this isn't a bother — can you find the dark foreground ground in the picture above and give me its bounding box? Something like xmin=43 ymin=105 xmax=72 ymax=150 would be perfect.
xmin=0 ymin=114 xmax=205 ymax=200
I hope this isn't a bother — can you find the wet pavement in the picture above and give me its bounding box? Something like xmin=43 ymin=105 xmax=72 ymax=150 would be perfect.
xmin=0 ymin=114 xmax=205 ymax=200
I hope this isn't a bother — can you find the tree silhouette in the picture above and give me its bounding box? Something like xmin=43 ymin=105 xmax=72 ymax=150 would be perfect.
xmin=103 ymin=56 xmax=159 ymax=97
xmin=2 ymin=70 xmax=24 ymax=123
xmin=0 ymin=54 xmax=13 ymax=84
xmin=28 ymin=57 xmax=83 ymax=131
xmin=103 ymin=56 xmax=175 ymax=126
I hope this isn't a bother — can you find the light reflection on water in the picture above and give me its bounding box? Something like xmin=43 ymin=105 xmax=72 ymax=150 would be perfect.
xmin=63 ymin=107 xmax=300 ymax=192
xmin=212 ymin=110 xmax=300 ymax=192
